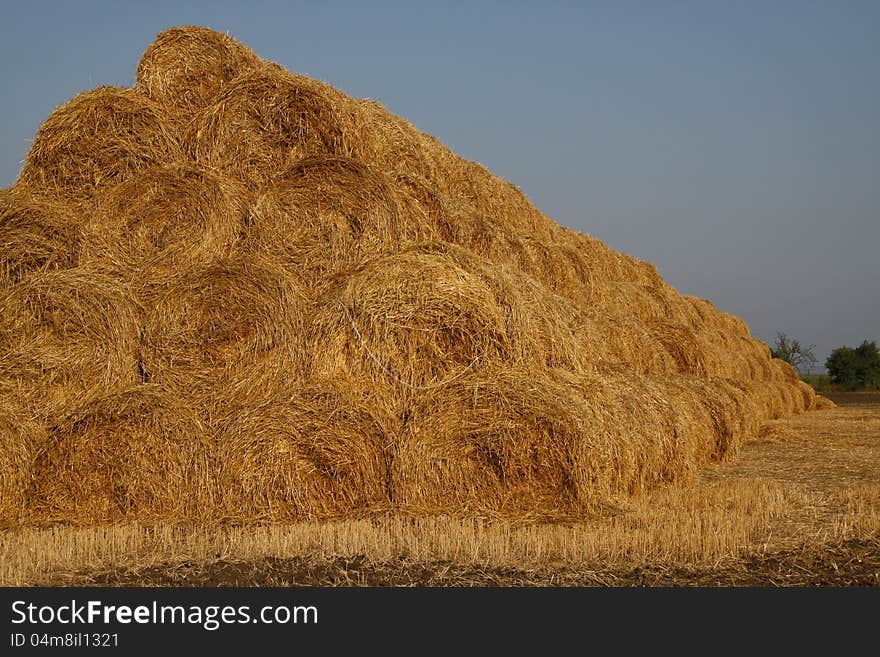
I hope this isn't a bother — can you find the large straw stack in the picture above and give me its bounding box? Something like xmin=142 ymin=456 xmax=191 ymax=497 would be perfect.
xmin=0 ymin=26 xmax=831 ymax=525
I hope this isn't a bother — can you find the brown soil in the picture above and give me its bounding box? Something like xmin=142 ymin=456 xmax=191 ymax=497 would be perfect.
xmin=55 ymin=538 xmax=880 ymax=587
xmin=822 ymin=391 xmax=880 ymax=406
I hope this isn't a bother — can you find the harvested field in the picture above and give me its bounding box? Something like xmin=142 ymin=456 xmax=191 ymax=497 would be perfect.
xmin=1 ymin=26 xmax=833 ymax=530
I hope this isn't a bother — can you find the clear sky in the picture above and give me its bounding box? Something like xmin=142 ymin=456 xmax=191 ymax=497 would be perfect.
xmin=1 ymin=1 xmax=877 ymax=369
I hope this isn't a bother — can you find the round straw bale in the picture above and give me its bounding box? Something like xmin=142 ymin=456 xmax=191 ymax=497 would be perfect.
xmin=31 ymin=385 xmax=211 ymax=523
xmin=246 ymin=156 xmax=426 ymax=291
xmin=0 ymin=268 xmax=140 ymax=421
xmin=344 ymin=98 xmax=436 ymax=178
xmin=0 ymin=188 xmax=82 ymax=287
xmin=190 ymin=70 xmax=346 ymax=186
xmin=388 ymin=171 xmax=447 ymax=227
xmin=743 ymin=337 xmax=775 ymax=380
xmin=813 ymin=395 xmax=836 ymax=411
xmin=585 ymin=313 xmax=677 ymax=375
xmin=213 ymin=380 xmax=396 ymax=520
xmin=651 ymin=376 xmax=726 ymax=464
xmin=19 ymin=87 xmax=181 ymax=202
xmin=136 ymin=26 xmax=265 ymax=113
xmin=560 ymin=230 xmax=639 ymax=281
xmin=141 ymin=256 xmax=308 ymax=394
xmin=386 ymin=171 xmax=538 ymax=272
xmin=82 ymin=164 xmax=247 ymax=306
xmin=470 ymin=230 xmax=540 ymax=276
xmin=696 ymin=377 xmax=760 ymax=457
xmin=578 ymin=367 xmax=707 ymax=490
xmin=390 ymin=171 xmax=482 ymax=250
xmin=601 ymin=281 xmax=677 ymax=324
xmin=688 ymin=294 xmax=750 ymax=337
xmin=420 ymin=199 xmax=526 ymax=271
xmin=770 ymin=358 xmax=800 ymax=383
xmin=752 ymin=380 xmax=805 ymax=420
xmin=694 ymin=328 xmax=774 ymax=382
xmin=516 ymin=238 xmax=598 ymax=307
xmin=308 ymin=243 xmax=596 ymax=389
xmin=648 ymin=322 xmax=708 ymax=377
xmin=0 ymin=395 xmax=46 ymax=524
xmin=393 ymin=367 xmax=594 ymax=515
xmin=429 ymin=154 xmax=555 ymax=242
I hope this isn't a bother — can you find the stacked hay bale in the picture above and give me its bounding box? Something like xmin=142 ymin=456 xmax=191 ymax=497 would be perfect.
xmin=0 ymin=26 xmax=831 ymax=525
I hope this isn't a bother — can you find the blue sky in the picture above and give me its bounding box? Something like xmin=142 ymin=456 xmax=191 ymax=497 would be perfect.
xmin=1 ymin=1 xmax=877 ymax=368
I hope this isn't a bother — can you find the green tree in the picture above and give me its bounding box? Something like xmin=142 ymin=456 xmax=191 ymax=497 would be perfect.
xmin=826 ymin=340 xmax=880 ymax=390
xmin=855 ymin=341 xmax=880 ymax=388
xmin=770 ymin=332 xmax=818 ymax=375
xmin=826 ymin=346 xmax=860 ymax=390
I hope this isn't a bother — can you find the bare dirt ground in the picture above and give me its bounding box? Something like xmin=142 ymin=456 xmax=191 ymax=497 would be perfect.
xmin=71 ymin=538 xmax=879 ymax=587
xmin=3 ymin=393 xmax=877 ymax=587
xmin=823 ymin=391 xmax=880 ymax=407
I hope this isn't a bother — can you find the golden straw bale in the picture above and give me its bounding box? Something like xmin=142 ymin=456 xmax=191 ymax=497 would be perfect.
xmin=0 ymin=269 xmax=140 ymax=421
xmin=734 ymin=336 xmax=774 ymax=381
xmin=82 ymin=164 xmax=247 ymax=306
xmin=648 ymin=322 xmax=708 ymax=377
xmin=405 ymin=206 xmax=602 ymax=313
xmin=309 ymin=243 xmax=596 ymax=389
xmin=656 ymin=377 xmax=730 ymax=462
xmin=141 ymin=256 xmax=308 ymax=393
xmin=0 ymin=188 xmax=82 ymax=287
xmin=0 ymin=395 xmax=46 ymax=525
xmin=386 ymin=171 xmax=517 ymax=262
xmin=716 ymin=310 xmax=750 ymax=337
xmin=752 ymin=380 xmax=806 ymax=420
xmin=190 ymin=70 xmax=346 ymax=186
xmin=580 ymin=313 xmax=675 ymax=375
xmin=246 ymin=156 xmax=429 ymax=292
xmin=394 ymin=368 xmax=596 ymax=515
xmin=601 ymin=281 xmax=675 ymax=324
xmin=770 ymin=358 xmax=800 ymax=383
xmin=705 ymin=378 xmax=764 ymax=455
xmin=517 ymin=238 xmax=606 ymax=308
xmin=560 ymin=230 xmax=642 ymax=281
xmin=783 ymin=380 xmax=808 ymax=415
xmin=421 ymin=201 xmax=525 ymax=268
xmin=389 ymin=171 xmax=447 ymax=227
xmin=391 ymin=172 xmax=506 ymax=258
xmin=796 ymin=379 xmax=818 ymax=410
xmin=659 ymin=374 xmax=761 ymax=460
xmin=742 ymin=338 xmax=775 ymax=380
xmin=18 ymin=87 xmax=181 ymax=202
xmin=136 ymin=25 xmax=265 ymax=113
xmin=345 ymin=98 xmax=436 ymax=179
xmin=31 ymin=385 xmax=211 ymax=523
xmin=570 ymin=368 xmax=703 ymax=497
xmin=687 ymin=295 xmax=751 ymax=337
xmin=213 ymin=380 xmax=396 ymax=520
xmin=813 ymin=395 xmax=836 ymax=411
xmin=429 ymin=154 xmax=556 ymax=242
xmin=691 ymin=327 xmax=775 ymax=382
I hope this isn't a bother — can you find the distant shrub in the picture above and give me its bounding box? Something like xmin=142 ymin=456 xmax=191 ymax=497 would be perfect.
xmin=826 ymin=341 xmax=880 ymax=391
